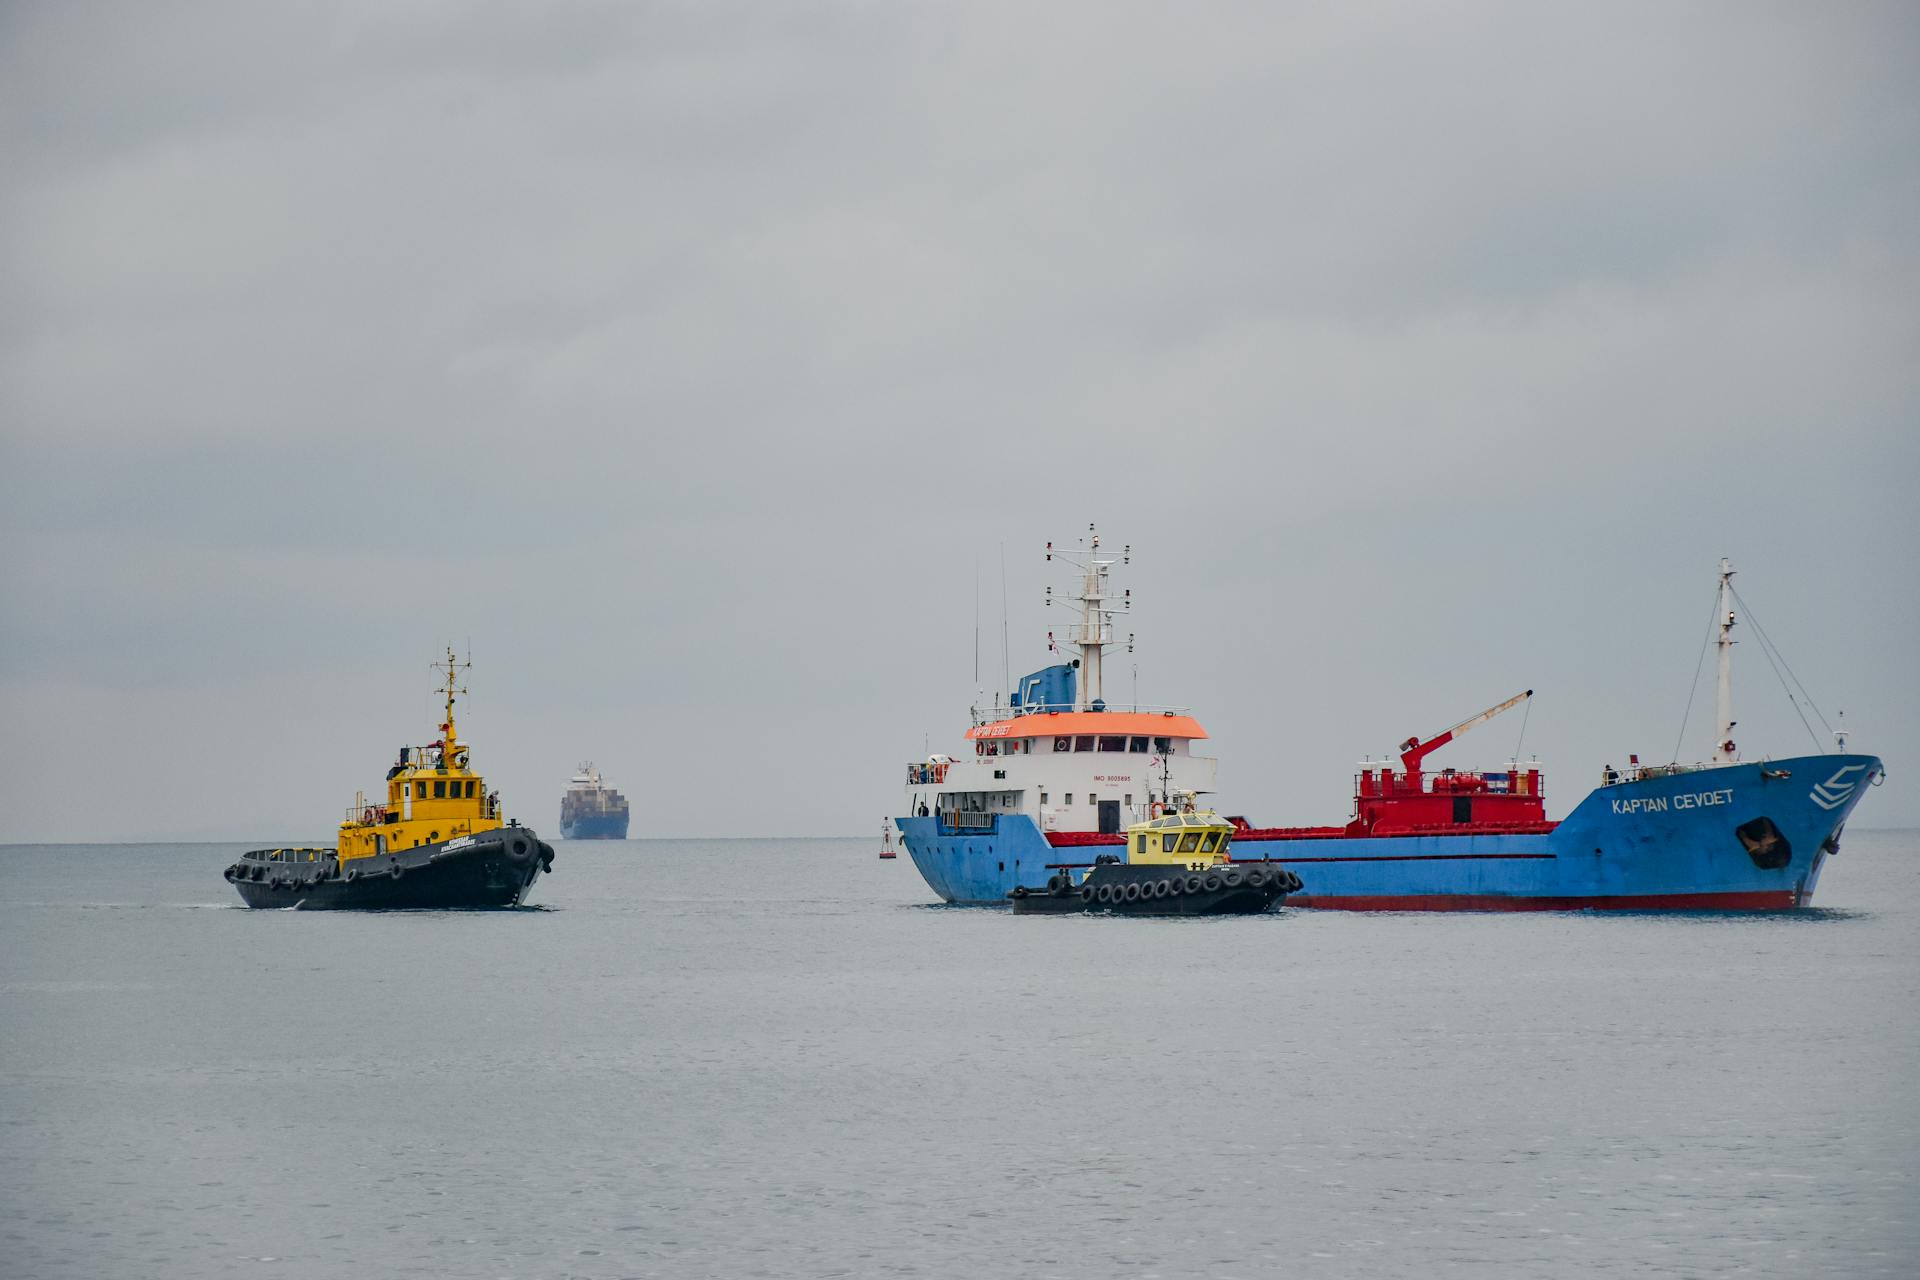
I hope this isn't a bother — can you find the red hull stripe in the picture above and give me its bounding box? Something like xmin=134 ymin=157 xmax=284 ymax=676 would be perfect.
xmin=1277 ymin=852 xmax=1554 ymax=864
xmin=1290 ymin=890 xmax=1801 ymax=912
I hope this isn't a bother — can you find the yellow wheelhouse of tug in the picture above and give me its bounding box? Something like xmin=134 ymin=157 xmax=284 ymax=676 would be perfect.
xmin=336 ymin=648 xmax=507 ymax=862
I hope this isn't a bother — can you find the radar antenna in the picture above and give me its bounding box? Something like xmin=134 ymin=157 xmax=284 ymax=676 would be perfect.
xmin=1043 ymin=524 xmax=1131 ymax=712
xmin=430 ymin=646 xmax=471 ymax=765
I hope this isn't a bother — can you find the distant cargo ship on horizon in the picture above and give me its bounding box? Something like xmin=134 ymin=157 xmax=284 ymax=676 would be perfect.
xmin=560 ymin=762 xmax=629 ymax=840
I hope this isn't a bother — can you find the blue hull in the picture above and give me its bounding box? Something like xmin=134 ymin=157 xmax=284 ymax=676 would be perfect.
xmin=559 ymin=814 xmax=629 ymax=840
xmin=899 ymin=755 xmax=1884 ymax=910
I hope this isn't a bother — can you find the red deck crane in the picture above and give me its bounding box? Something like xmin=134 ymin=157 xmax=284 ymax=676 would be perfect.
xmin=1398 ymin=689 xmax=1533 ymax=779
xmin=1348 ymin=689 xmax=1547 ymax=835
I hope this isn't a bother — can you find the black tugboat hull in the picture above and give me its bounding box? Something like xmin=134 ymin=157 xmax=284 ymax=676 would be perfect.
xmin=1010 ymin=862 xmax=1302 ymax=916
xmin=226 ymin=828 xmax=553 ymax=909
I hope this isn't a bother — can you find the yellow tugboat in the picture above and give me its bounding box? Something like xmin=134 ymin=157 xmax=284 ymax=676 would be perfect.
xmin=224 ymin=650 xmax=554 ymax=908
xmin=1009 ymin=793 xmax=1302 ymax=915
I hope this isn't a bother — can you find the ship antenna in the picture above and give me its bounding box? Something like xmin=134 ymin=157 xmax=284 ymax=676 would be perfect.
xmin=1048 ymin=523 xmax=1126 ymax=712
xmin=432 ymin=645 xmax=470 ymax=763
xmin=1712 ymin=558 xmax=1737 ymax=763
xmin=1000 ymin=541 xmax=1011 ymax=703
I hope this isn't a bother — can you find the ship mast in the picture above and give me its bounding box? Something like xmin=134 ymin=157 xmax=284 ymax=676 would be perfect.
xmin=432 ymin=646 xmax=470 ymax=765
xmin=1046 ymin=525 xmax=1131 ymax=713
xmin=1712 ymin=558 xmax=1737 ymax=763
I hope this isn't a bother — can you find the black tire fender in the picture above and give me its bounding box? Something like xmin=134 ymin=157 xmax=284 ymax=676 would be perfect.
xmin=389 ymin=861 xmax=405 ymax=881
xmin=1080 ymin=884 xmax=1096 ymax=902
xmin=1244 ymin=870 xmax=1267 ymax=889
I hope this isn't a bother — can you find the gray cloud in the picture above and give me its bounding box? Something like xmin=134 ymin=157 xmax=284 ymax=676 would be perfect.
xmin=3 ymin=1 xmax=1915 ymax=840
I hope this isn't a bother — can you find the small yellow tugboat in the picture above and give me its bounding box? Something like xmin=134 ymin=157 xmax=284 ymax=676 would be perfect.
xmin=1010 ymin=794 xmax=1301 ymax=915
xmin=224 ymin=650 xmax=553 ymax=909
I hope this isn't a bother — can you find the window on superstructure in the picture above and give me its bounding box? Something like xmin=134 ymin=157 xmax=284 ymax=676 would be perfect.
xmin=1200 ymin=832 xmax=1220 ymax=853
xmin=416 ymin=781 xmax=428 ymax=798
xmin=1124 ymin=794 xmax=1132 ymax=806
xmin=1040 ymin=792 xmax=1049 ymax=805
xmin=1064 ymin=794 xmax=1073 ymax=805
xmin=1163 ymin=834 xmax=1178 ymax=853
xmin=1154 ymin=737 xmax=1172 ymax=754
xmin=1097 ymin=736 xmax=1124 ymax=752
xmin=464 ymin=781 xmax=475 ymax=798
xmin=1129 ymin=736 xmax=1147 ymax=753
xmin=433 ymin=780 xmax=446 ymax=798
xmin=1054 ymin=738 xmax=1070 ymax=753
xmin=1074 ymin=736 xmax=1094 ymax=752
xmin=1178 ymin=833 xmax=1201 ymax=853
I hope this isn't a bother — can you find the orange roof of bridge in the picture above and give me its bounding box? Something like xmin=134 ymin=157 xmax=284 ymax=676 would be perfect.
xmin=965 ymin=711 xmax=1208 ymax=741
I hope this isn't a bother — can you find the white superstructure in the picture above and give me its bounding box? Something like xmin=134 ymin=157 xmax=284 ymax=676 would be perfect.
xmin=904 ymin=528 xmax=1219 ymax=837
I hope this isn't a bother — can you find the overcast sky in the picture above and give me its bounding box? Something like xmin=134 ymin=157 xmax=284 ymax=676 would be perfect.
xmin=2 ymin=2 xmax=1915 ymax=841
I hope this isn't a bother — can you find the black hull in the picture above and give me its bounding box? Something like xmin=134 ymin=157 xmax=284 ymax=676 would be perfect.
xmin=1010 ymin=861 xmax=1300 ymax=917
xmin=226 ymin=828 xmax=553 ymax=910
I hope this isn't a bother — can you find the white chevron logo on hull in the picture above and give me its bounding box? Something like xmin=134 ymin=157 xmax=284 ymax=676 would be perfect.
xmin=1810 ymin=764 xmax=1867 ymax=812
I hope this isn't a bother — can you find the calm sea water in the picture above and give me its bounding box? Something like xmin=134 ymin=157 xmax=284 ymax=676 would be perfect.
xmin=2 ymin=832 xmax=1916 ymax=1279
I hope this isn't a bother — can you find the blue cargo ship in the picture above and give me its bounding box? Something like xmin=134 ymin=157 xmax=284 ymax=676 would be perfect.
xmin=560 ymin=763 xmax=629 ymax=840
xmin=896 ymin=540 xmax=1884 ymax=910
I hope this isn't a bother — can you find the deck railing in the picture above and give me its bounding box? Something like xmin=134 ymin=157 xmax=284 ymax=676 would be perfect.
xmin=970 ymin=702 xmax=1193 ymax=726
xmin=943 ymin=811 xmax=997 ymax=830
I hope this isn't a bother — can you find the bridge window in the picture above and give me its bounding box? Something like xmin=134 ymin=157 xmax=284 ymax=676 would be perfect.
xmin=1054 ymin=737 xmax=1070 ymax=753
xmin=416 ymin=781 xmax=428 ymax=798
xmin=1163 ymin=834 xmax=1178 ymax=853
xmin=1154 ymin=737 xmax=1172 ymax=754
xmin=434 ymin=780 xmax=446 ymax=798
xmin=1098 ymin=736 xmax=1125 ymax=752
xmin=1200 ymin=832 xmax=1220 ymax=853
xmin=1129 ymin=737 xmax=1148 ymax=752
xmin=1179 ymin=833 xmax=1201 ymax=853
xmin=1073 ymin=736 xmax=1094 ymax=752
